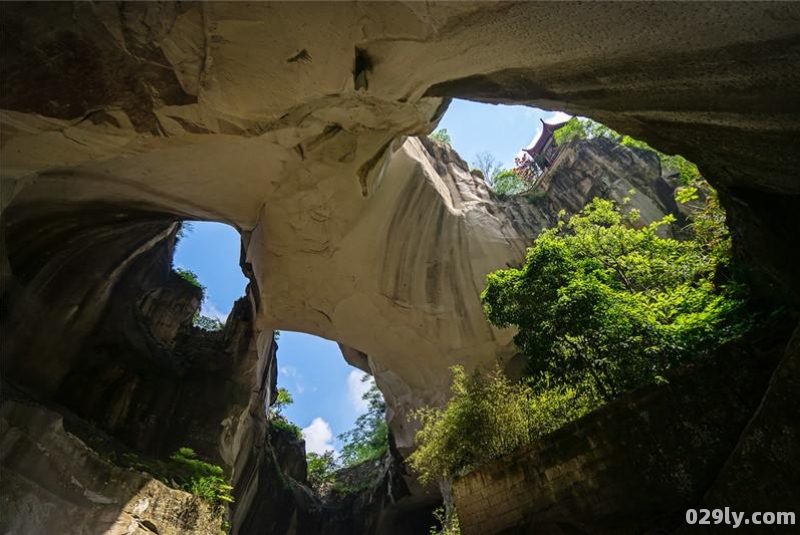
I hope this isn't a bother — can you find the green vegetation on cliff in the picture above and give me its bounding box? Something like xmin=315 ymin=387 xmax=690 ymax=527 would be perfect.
xmin=269 ymin=387 xmax=303 ymax=439
xmin=176 ymin=267 xmax=204 ymax=291
xmin=483 ymin=196 xmax=748 ymax=399
xmin=411 ymin=184 xmax=753 ymax=484
xmin=121 ymin=447 xmax=233 ymax=506
xmin=409 ymin=365 xmax=597 ymax=484
xmin=306 ymin=451 xmax=337 ymax=485
xmin=429 ymin=128 xmax=452 ymax=146
xmin=338 ymin=376 xmax=388 ymax=467
xmin=554 ymin=117 xmax=702 ymax=185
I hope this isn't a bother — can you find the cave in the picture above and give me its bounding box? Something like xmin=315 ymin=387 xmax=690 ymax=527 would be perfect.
xmin=2 ymin=3 xmax=799 ymax=534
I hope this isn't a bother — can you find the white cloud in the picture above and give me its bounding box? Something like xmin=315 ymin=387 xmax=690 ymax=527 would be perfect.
xmin=544 ymin=111 xmax=572 ymax=124
xmin=347 ymin=370 xmax=371 ymax=414
xmin=280 ymin=366 xmax=298 ymax=377
xmin=201 ymin=300 xmax=228 ymax=322
xmin=278 ymin=367 xmax=304 ymax=395
xmin=302 ymin=417 xmax=336 ymax=454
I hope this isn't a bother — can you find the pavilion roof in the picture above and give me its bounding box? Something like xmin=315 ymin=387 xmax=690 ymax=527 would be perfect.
xmin=523 ymin=118 xmax=570 ymax=159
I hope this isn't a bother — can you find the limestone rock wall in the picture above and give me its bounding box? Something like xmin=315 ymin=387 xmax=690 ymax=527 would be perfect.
xmin=3 ymin=2 xmax=800 ymax=451
xmin=452 ymin=317 xmax=796 ymax=535
xmin=2 ymin=3 xmax=800 ymax=533
xmin=533 ymin=138 xmax=683 ymax=230
xmin=0 ymin=399 xmax=223 ymax=535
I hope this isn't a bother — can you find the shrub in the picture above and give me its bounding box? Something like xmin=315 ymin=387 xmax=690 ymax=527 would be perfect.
xmin=271 ymin=416 xmax=303 ymax=440
xmin=338 ymin=375 xmax=388 ymax=467
xmin=193 ymin=313 xmax=224 ymax=331
xmin=175 ymin=268 xmax=204 ymax=291
xmin=429 ymin=506 xmax=461 ymax=535
xmin=481 ymin=196 xmax=750 ymax=400
xmin=408 ymin=366 xmax=598 ymax=484
xmin=492 ymin=169 xmax=528 ymax=195
xmin=121 ymin=447 xmax=233 ymax=506
xmin=272 ymin=387 xmax=293 ymax=415
xmin=429 ymin=129 xmax=452 ymax=145
xmin=170 ymin=447 xmax=234 ymax=505
xmin=306 ymin=451 xmax=338 ymax=485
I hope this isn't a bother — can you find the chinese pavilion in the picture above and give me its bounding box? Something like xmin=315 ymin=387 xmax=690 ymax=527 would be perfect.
xmin=523 ymin=118 xmax=570 ymax=174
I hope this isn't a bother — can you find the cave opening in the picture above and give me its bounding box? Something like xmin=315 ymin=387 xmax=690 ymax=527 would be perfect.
xmin=274 ymin=331 xmax=382 ymax=457
xmin=172 ymin=219 xmax=388 ymax=480
xmin=2 ymin=4 xmax=799 ymax=534
xmin=432 ymin=98 xmax=572 ymax=191
xmin=172 ymin=220 xmax=249 ymax=330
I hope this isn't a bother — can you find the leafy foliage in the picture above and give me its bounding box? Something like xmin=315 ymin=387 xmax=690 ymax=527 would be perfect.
xmin=121 ymin=447 xmax=233 ymax=506
xmin=268 ymin=386 xmax=302 ymax=439
xmin=174 ymin=267 xmax=223 ymax=332
xmin=264 ymin=384 xmax=301 ymax=438
xmin=429 ymin=506 xmax=461 ymax=535
xmin=193 ymin=313 xmax=224 ymax=331
xmin=481 ymin=197 xmax=750 ymax=400
xmin=338 ymin=375 xmax=388 ymax=467
xmin=553 ymin=117 xmax=588 ymax=144
xmin=429 ymin=129 xmax=452 ymax=145
xmin=271 ymin=416 xmax=303 ymax=440
xmin=552 ymin=117 xmax=701 ymax=185
xmin=306 ymin=451 xmax=338 ymax=485
xmin=409 ymin=366 xmax=598 ymax=484
xmin=412 ymin=117 xmax=752 ymax=485
xmin=175 ymin=222 xmax=194 ymax=245
xmin=170 ymin=448 xmax=234 ymax=505
xmin=273 ymin=387 xmax=294 ymax=415
xmin=492 ymin=169 xmax=528 ymax=195
xmin=176 ymin=268 xmax=205 ymax=292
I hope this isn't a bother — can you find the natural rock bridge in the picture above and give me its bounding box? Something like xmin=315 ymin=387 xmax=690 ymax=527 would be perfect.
xmin=2 ymin=2 xmax=799 ymax=534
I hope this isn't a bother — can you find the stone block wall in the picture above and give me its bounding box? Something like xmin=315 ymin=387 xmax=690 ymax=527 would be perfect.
xmin=453 ymin=320 xmax=793 ymax=535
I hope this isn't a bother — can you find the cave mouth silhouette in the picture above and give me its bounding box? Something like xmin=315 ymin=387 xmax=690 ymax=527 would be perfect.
xmin=172 ymin=220 xmax=249 ymax=328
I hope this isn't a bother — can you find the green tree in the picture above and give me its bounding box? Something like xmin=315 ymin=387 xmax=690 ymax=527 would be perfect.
xmin=268 ymin=387 xmax=302 ymax=438
xmin=481 ymin=197 xmax=749 ymax=399
xmin=193 ymin=313 xmax=224 ymax=331
xmin=338 ymin=376 xmax=388 ymax=467
xmin=409 ymin=366 xmax=597 ymax=484
xmin=492 ymin=169 xmax=527 ymax=195
xmin=306 ymin=451 xmax=338 ymax=485
xmin=553 ymin=117 xmax=702 ymax=185
xmin=553 ymin=117 xmax=588 ymax=144
xmin=429 ymin=129 xmax=452 ymax=146
xmin=272 ymin=387 xmax=293 ymax=415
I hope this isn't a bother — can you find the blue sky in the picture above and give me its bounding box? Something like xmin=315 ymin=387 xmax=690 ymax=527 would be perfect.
xmin=173 ymin=100 xmax=568 ymax=455
xmin=437 ymin=99 xmax=570 ymax=169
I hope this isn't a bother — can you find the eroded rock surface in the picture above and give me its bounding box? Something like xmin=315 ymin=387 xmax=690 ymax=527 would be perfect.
xmin=0 ymin=399 xmax=223 ymax=535
xmin=2 ymin=2 xmax=800 ymax=533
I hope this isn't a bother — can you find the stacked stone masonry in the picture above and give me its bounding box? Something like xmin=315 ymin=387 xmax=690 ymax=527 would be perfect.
xmin=453 ymin=319 xmax=794 ymax=535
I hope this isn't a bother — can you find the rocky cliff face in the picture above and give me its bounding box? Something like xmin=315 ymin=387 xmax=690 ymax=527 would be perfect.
xmin=0 ymin=398 xmax=223 ymax=535
xmin=2 ymin=3 xmax=799 ymax=533
xmin=532 ymin=138 xmax=684 ymax=228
